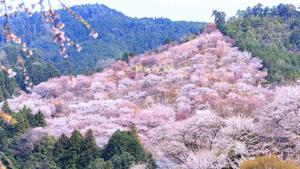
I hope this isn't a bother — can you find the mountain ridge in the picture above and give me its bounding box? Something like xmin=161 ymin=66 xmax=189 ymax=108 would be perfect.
xmin=0 ymin=4 xmax=206 ymax=74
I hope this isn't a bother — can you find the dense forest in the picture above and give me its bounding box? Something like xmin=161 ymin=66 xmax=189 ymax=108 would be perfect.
xmin=214 ymin=3 xmax=300 ymax=83
xmin=0 ymin=4 xmax=205 ymax=101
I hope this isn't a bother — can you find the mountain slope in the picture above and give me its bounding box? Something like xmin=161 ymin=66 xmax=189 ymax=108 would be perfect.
xmin=7 ymin=29 xmax=268 ymax=129
xmin=0 ymin=4 xmax=205 ymax=74
xmin=0 ymin=4 xmax=205 ymax=101
xmin=9 ymin=28 xmax=300 ymax=168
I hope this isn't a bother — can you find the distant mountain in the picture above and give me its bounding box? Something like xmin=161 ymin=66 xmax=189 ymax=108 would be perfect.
xmin=0 ymin=4 xmax=205 ymax=100
xmin=0 ymin=4 xmax=206 ymax=74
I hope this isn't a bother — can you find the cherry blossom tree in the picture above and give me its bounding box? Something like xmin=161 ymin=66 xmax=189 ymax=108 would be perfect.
xmin=255 ymin=85 xmax=300 ymax=162
xmin=147 ymin=110 xmax=225 ymax=168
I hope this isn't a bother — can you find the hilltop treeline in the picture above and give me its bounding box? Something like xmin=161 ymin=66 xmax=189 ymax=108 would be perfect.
xmin=214 ymin=3 xmax=300 ymax=83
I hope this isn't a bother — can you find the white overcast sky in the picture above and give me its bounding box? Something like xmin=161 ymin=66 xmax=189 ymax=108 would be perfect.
xmin=23 ymin=0 xmax=300 ymax=22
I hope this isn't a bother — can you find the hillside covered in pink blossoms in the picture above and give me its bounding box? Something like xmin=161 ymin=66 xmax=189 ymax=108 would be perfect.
xmin=5 ymin=30 xmax=300 ymax=168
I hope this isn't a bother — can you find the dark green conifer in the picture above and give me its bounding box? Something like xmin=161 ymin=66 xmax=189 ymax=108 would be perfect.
xmin=34 ymin=110 xmax=46 ymax=127
xmin=78 ymin=129 xmax=100 ymax=168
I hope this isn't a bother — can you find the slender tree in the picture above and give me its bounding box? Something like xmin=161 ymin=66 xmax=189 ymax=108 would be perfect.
xmin=69 ymin=130 xmax=83 ymax=169
xmin=212 ymin=10 xmax=227 ymax=34
xmin=13 ymin=111 xmax=29 ymax=133
xmin=34 ymin=110 xmax=46 ymax=127
xmin=78 ymin=129 xmax=100 ymax=168
xmin=53 ymin=134 xmax=71 ymax=169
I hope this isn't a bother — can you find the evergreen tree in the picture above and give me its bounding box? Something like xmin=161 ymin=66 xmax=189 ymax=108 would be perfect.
xmin=78 ymin=129 xmax=100 ymax=168
xmin=212 ymin=10 xmax=227 ymax=34
xmin=20 ymin=107 xmax=36 ymax=128
xmin=13 ymin=111 xmax=30 ymax=134
xmin=34 ymin=110 xmax=46 ymax=127
xmin=102 ymin=129 xmax=146 ymax=161
xmin=121 ymin=52 xmax=133 ymax=64
xmin=53 ymin=134 xmax=71 ymax=169
xmin=69 ymin=130 xmax=83 ymax=169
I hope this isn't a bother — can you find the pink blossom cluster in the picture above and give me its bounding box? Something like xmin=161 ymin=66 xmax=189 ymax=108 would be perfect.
xmin=149 ymin=108 xmax=299 ymax=168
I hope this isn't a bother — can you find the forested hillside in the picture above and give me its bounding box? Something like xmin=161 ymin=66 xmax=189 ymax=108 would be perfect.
xmin=215 ymin=4 xmax=300 ymax=83
xmin=0 ymin=4 xmax=205 ymax=101
xmin=0 ymin=4 xmax=205 ymax=74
